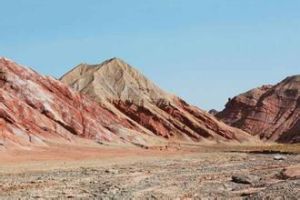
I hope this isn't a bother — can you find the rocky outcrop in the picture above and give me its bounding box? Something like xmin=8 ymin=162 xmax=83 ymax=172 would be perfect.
xmin=216 ymin=76 xmax=300 ymax=143
xmin=208 ymin=109 xmax=218 ymax=116
xmin=61 ymin=58 xmax=254 ymax=143
xmin=0 ymin=57 xmax=147 ymax=149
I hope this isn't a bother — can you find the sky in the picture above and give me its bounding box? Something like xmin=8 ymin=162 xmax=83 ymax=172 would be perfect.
xmin=1 ymin=0 xmax=300 ymax=110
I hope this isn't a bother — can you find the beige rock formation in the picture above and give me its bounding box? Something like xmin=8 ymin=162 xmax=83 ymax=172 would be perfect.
xmin=61 ymin=58 xmax=254 ymax=143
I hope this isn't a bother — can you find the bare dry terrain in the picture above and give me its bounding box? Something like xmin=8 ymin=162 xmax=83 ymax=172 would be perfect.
xmin=0 ymin=144 xmax=299 ymax=200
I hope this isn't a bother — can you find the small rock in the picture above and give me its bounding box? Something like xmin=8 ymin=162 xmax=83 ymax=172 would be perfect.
xmin=273 ymin=154 xmax=286 ymax=160
xmin=279 ymin=165 xmax=300 ymax=180
xmin=231 ymin=175 xmax=259 ymax=185
xmin=105 ymin=169 xmax=119 ymax=174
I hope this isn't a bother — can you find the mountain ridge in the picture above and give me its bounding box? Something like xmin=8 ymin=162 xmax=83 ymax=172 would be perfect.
xmin=61 ymin=58 xmax=255 ymax=143
xmin=0 ymin=56 xmax=259 ymax=150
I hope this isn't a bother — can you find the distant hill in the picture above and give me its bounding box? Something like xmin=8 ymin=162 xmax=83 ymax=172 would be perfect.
xmin=216 ymin=77 xmax=300 ymax=143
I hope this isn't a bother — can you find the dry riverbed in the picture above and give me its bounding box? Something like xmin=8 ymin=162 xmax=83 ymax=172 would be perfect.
xmin=0 ymin=145 xmax=299 ymax=199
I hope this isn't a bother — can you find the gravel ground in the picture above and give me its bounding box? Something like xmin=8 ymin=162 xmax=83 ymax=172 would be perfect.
xmin=0 ymin=152 xmax=299 ymax=200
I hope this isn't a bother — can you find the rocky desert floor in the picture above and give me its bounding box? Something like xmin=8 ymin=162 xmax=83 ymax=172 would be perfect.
xmin=0 ymin=144 xmax=299 ymax=200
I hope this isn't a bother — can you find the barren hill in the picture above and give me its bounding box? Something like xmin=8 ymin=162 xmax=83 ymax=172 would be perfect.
xmin=216 ymin=76 xmax=300 ymax=143
xmin=61 ymin=58 xmax=253 ymax=143
xmin=0 ymin=57 xmax=156 ymax=149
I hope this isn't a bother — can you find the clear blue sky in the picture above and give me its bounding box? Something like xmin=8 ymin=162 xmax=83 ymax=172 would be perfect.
xmin=1 ymin=0 xmax=299 ymax=110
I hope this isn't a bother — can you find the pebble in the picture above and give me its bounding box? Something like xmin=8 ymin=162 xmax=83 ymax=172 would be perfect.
xmin=105 ymin=169 xmax=119 ymax=174
xmin=273 ymin=155 xmax=287 ymax=160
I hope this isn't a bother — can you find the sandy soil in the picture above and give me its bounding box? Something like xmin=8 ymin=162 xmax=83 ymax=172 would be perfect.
xmin=0 ymin=144 xmax=299 ymax=199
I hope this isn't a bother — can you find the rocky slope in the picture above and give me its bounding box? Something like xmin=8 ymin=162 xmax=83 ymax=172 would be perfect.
xmin=0 ymin=57 xmax=152 ymax=149
xmin=216 ymin=76 xmax=300 ymax=143
xmin=61 ymin=58 xmax=253 ymax=143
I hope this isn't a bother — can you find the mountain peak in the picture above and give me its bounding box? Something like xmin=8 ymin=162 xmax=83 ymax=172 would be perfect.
xmin=101 ymin=57 xmax=132 ymax=70
xmin=67 ymin=57 xmax=131 ymax=77
xmin=106 ymin=57 xmax=124 ymax=63
xmin=282 ymin=74 xmax=300 ymax=83
xmin=0 ymin=57 xmax=15 ymax=65
xmin=98 ymin=57 xmax=128 ymax=68
xmin=61 ymin=58 xmax=166 ymax=103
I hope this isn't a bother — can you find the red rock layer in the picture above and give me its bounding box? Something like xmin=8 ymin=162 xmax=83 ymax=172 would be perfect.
xmin=216 ymin=77 xmax=300 ymax=143
xmin=0 ymin=58 xmax=141 ymax=148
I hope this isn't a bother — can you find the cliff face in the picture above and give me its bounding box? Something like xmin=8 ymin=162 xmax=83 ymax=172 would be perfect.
xmin=61 ymin=58 xmax=253 ymax=143
xmin=217 ymin=77 xmax=300 ymax=143
xmin=0 ymin=57 xmax=147 ymax=149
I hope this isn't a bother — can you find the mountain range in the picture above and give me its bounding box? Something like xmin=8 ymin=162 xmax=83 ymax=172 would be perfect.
xmin=0 ymin=57 xmax=298 ymax=150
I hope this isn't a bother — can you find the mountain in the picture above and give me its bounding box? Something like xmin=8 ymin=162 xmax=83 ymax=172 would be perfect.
xmin=61 ymin=58 xmax=254 ymax=143
xmin=0 ymin=57 xmax=157 ymax=149
xmin=216 ymin=76 xmax=300 ymax=143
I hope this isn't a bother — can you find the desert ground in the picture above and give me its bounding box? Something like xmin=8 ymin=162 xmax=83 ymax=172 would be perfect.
xmin=0 ymin=143 xmax=299 ymax=200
